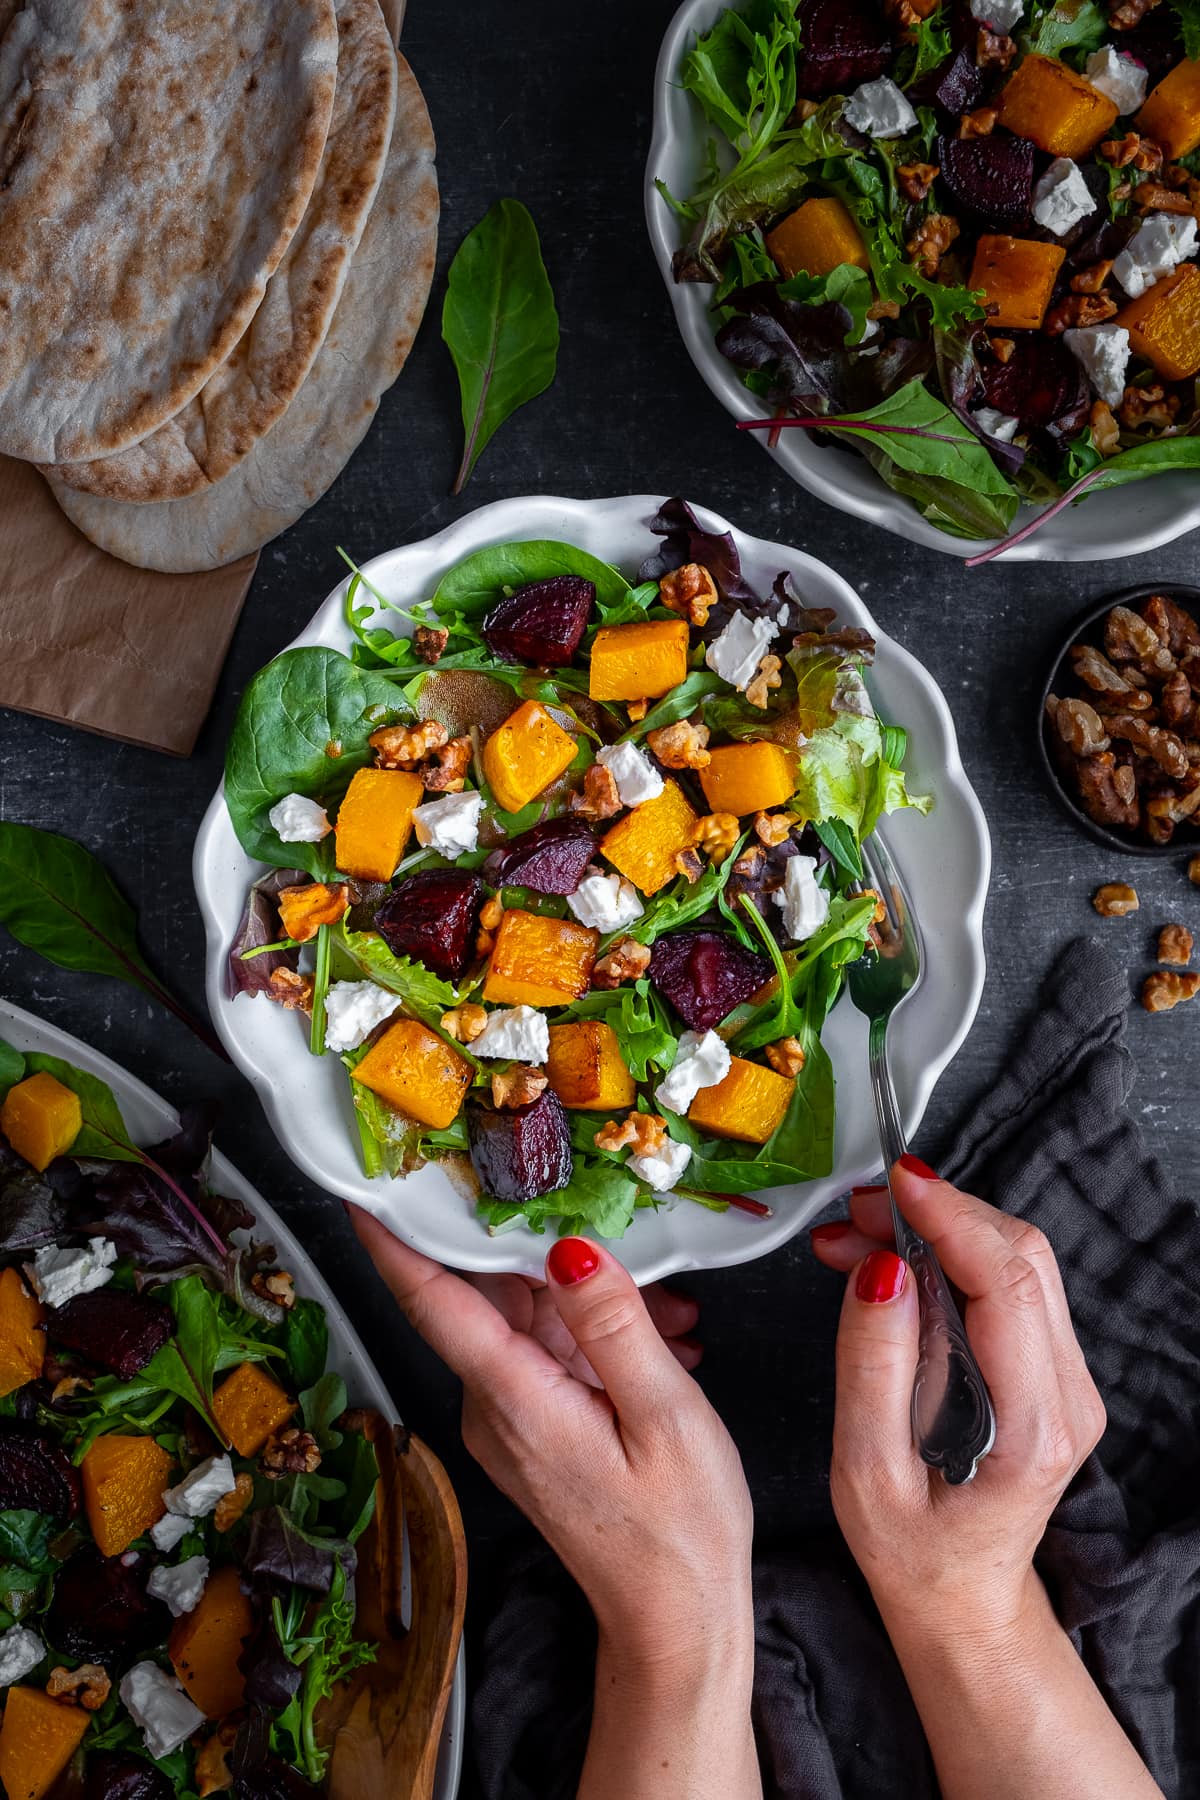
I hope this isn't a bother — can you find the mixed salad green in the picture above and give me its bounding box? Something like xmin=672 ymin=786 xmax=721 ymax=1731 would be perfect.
xmin=224 ymin=501 xmax=929 ymax=1242
xmin=660 ymin=0 xmax=1200 ymax=550
xmin=0 ymin=1046 xmax=380 ymax=1798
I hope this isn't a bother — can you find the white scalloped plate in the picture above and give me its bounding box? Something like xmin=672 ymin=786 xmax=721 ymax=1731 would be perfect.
xmin=194 ymin=494 xmax=990 ymax=1283
xmin=646 ymin=0 xmax=1200 ymax=562
xmin=0 ymin=999 xmax=464 ymax=1800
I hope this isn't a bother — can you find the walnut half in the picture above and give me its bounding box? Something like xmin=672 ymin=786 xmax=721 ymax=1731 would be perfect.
xmin=1092 ymin=883 xmax=1139 ymax=917
xmin=492 ymin=1065 xmax=548 ymax=1109
xmin=1142 ymin=970 xmax=1200 ymax=1012
xmin=1158 ymin=923 xmax=1193 ymax=967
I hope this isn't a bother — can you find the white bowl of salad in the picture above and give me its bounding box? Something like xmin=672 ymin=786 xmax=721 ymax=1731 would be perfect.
xmin=195 ymin=493 xmax=990 ymax=1283
xmin=647 ymin=0 xmax=1200 ymax=561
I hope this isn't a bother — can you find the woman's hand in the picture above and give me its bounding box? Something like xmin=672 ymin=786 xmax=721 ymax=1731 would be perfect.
xmin=349 ymin=1208 xmax=762 ymax=1800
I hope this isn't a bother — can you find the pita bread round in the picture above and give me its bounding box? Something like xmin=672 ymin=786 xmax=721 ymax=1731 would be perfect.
xmin=0 ymin=0 xmax=338 ymax=464
xmin=50 ymin=53 xmax=438 ymax=574
xmin=48 ymin=0 xmax=397 ymax=504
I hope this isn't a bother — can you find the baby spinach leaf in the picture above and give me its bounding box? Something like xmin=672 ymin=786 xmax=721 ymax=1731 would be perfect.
xmin=663 ymin=1029 xmax=836 ymax=1193
xmin=626 ymin=671 xmax=726 ymax=739
xmin=0 ymin=1044 xmax=23 ymax=1090
xmin=443 ymin=199 xmax=560 ymax=493
xmin=1026 ymin=0 xmax=1109 ymax=57
xmin=224 ymin=648 xmax=412 ymax=877
xmin=623 ymin=848 xmax=746 ymax=949
xmin=812 ymin=817 xmax=863 ymax=882
xmin=564 ymin=981 xmax=677 ymax=1082
xmin=284 ymin=1299 xmax=329 ymax=1393
xmin=430 ymin=539 xmax=632 ymax=618
xmin=777 ymin=262 xmax=875 ymax=343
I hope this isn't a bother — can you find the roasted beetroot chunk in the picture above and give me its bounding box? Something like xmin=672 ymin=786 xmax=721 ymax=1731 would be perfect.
xmin=46 ymin=1547 xmax=170 ymax=1666
xmin=467 ymin=1091 xmax=573 ymax=1204
xmin=795 ymin=0 xmax=893 ymax=98
xmin=45 ymin=1289 xmax=173 ymax=1379
xmin=0 ymin=1420 xmax=80 ymax=1520
xmin=485 ymin=818 xmax=598 ymax=895
xmin=926 ymin=47 xmax=984 ymax=116
xmin=374 ymin=869 xmax=485 ymax=984
xmin=937 ymin=133 xmax=1035 ymax=231
xmin=482 ymin=577 xmax=595 ymax=667
xmin=86 ymin=1753 xmax=174 ymax=1800
xmin=650 ymin=930 xmax=773 ymax=1032
xmin=980 ymin=334 xmax=1089 ymax=433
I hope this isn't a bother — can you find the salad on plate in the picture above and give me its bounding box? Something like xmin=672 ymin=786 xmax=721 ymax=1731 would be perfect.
xmin=0 ymin=1045 xmax=383 ymax=1798
xmin=657 ymin=0 xmax=1200 ymax=549
xmin=223 ymin=498 xmax=930 ymax=1242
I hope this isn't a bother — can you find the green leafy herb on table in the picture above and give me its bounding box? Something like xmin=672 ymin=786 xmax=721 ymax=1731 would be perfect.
xmin=442 ymin=198 xmax=560 ymax=494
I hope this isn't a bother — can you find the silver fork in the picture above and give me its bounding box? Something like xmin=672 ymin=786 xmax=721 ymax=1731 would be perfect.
xmin=846 ymin=832 xmax=996 ymax=1487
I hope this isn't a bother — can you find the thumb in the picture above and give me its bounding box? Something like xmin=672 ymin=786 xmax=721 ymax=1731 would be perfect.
xmin=833 ymin=1250 xmax=921 ymax=1479
xmin=545 ymin=1237 xmax=693 ymax=1428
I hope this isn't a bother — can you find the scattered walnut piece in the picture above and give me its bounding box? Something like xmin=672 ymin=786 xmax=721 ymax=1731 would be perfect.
xmin=569 ymin=762 xmax=623 ymax=820
xmin=369 ymin=718 xmax=448 ymax=769
xmin=867 ymin=297 xmax=901 ymax=321
xmin=960 ymin=106 xmax=998 ymax=138
xmin=50 ymin=1375 xmax=92 ymax=1404
xmin=646 ymin=718 xmax=711 ymax=769
xmin=251 ymin=1269 xmax=296 ymax=1312
xmin=1100 ymin=130 xmax=1163 ymax=171
xmin=267 ymin=968 xmax=315 ymax=1013
xmin=754 ymin=810 xmax=798 ymax=847
xmin=626 ymin=699 xmax=648 ymax=723
xmin=659 ymin=562 xmax=717 ymax=627
xmin=765 ymin=1037 xmax=806 ymax=1077
xmin=1120 ymin=383 xmax=1181 ymax=432
xmin=1109 ymin=0 xmax=1162 ymax=32
xmin=1158 ymin=923 xmax=1193 ymax=966
xmin=492 ymin=1064 xmax=548 ymax=1109
xmin=897 ymin=161 xmax=939 ymax=203
xmin=423 ymin=734 xmax=473 ymax=793
xmin=1089 ymin=400 xmax=1121 ymax=457
xmin=1189 ymin=856 xmax=1200 ymax=886
xmin=260 ymin=1427 xmax=322 ymax=1480
xmin=673 ymin=847 xmax=705 ymax=883
xmin=441 ymin=1003 xmax=488 ymax=1043
xmin=592 ymin=935 xmax=652 ymax=989
xmin=1046 ymin=293 xmax=1119 ymax=335
xmin=595 ymin=1113 xmax=667 ymax=1156
xmin=196 ymin=1724 xmax=238 ymax=1797
xmin=1092 ymin=882 xmax=1139 ymax=917
xmin=479 ymin=895 xmax=504 ymax=932
xmin=988 ymin=333 xmax=1016 ymax=363
xmin=214 ymin=1472 xmax=255 ymax=1534
xmin=907 ymin=213 xmax=959 ymax=278
xmin=694 ymin=812 xmax=740 ymax=862
xmin=1142 ymin=970 xmax=1200 ymax=1012
xmin=413 ymin=625 xmax=450 ymax=664
xmin=975 ymin=26 xmax=1016 ymax=67
xmin=745 ymin=653 xmax=783 ymax=709
xmin=1133 ymin=180 xmax=1192 ymax=213
xmin=47 ymin=1664 xmax=110 ymax=1711
xmin=861 ymin=887 xmax=888 ymax=925
xmin=1071 ymin=260 xmax=1114 ymax=295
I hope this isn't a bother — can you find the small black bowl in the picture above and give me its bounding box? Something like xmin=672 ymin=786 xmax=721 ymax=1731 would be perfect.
xmin=1038 ymin=582 xmax=1200 ymax=859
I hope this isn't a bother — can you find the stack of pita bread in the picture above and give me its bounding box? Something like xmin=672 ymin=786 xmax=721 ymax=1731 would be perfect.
xmin=0 ymin=0 xmax=437 ymax=573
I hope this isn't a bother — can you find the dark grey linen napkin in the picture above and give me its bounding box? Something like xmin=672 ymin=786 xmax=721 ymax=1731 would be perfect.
xmin=471 ymin=942 xmax=1199 ymax=1799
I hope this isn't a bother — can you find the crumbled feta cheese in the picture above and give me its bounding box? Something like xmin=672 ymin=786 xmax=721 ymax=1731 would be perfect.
xmin=595 ymin=741 xmax=663 ymax=809
xmin=654 ymin=1030 xmax=732 ymax=1116
xmin=843 ymin=77 xmax=918 ymax=140
xmin=471 ymin=1005 xmax=550 ymax=1063
xmin=1085 ymin=45 xmax=1148 ymax=114
xmin=150 ymin=1512 xmax=192 ymax=1553
xmin=566 ymin=867 xmax=644 ymax=932
xmin=412 ymin=790 xmax=484 ymax=856
xmin=27 ymin=1237 xmax=117 ymax=1309
xmin=705 ymin=609 xmax=778 ymax=691
xmin=969 ymin=0 xmax=1024 ymax=30
xmin=1032 ymin=158 xmax=1097 ymax=237
xmin=120 ymin=1661 xmax=206 ymax=1761
xmin=1113 ymin=213 xmax=1199 ymax=298
xmin=164 ymin=1454 xmax=237 ymax=1520
xmin=323 ymin=980 xmax=399 ymax=1053
xmin=1063 ymin=323 xmax=1132 ymax=408
xmin=147 ymin=1554 xmax=209 ymax=1619
xmin=773 ymin=855 xmax=831 ymax=942
xmin=972 ymin=407 xmax=1020 ymax=443
xmin=267 ymin=792 xmax=330 ymax=844
xmin=0 ymin=1626 xmax=44 ymax=1687
xmin=628 ymin=1135 xmax=693 ymax=1193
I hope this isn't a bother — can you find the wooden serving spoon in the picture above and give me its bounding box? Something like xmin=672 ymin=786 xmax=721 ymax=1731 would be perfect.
xmin=320 ymin=1419 xmax=467 ymax=1800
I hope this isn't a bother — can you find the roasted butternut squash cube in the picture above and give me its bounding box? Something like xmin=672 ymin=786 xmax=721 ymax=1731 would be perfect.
xmin=1136 ymin=57 xmax=1200 ymax=160
xmin=545 ymin=1021 xmax=637 ymax=1110
xmin=352 ymin=1017 xmax=474 ymax=1130
xmin=481 ymin=700 xmax=578 ymax=814
xmin=212 ymin=1361 xmax=296 ymax=1458
xmin=997 ymin=53 xmax=1118 ymax=156
xmin=0 ymin=1268 xmax=44 ymax=1399
xmin=766 ymin=196 xmax=870 ymax=280
xmin=81 ymin=1433 xmax=172 ymax=1557
xmin=0 ymin=1072 xmax=82 ymax=1173
xmin=600 ymin=780 xmax=700 ymax=896
xmin=277 ymin=880 xmax=351 ymax=944
xmin=589 ymin=620 xmax=690 ymax=702
xmin=699 ymin=742 xmax=798 ymax=817
xmin=334 ymin=768 xmax=423 ymax=883
xmin=0 ymin=1686 xmax=90 ymax=1800
xmin=687 ymin=1056 xmax=793 ymax=1144
xmin=169 ymin=1564 xmax=254 ymax=1719
xmin=969 ymin=235 xmax=1066 ymax=331
xmin=483 ymin=910 xmax=599 ymax=1007
xmin=1116 ymin=262 xmax=1200 ymax=380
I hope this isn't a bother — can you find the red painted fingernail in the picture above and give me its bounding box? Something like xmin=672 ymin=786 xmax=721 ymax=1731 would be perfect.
xmin=850 ymin=1183 xmax=889 ymax=1196
xmin=810 ymin=1221 xmax=854 ymax=1244
xmin=856 ymin=1250 xmax=907 ymax=1303
xmin=547 ymin=1237 xmax=600 ymax=1286
xmin=899 ymin=1154 xmax=938 ymax=1180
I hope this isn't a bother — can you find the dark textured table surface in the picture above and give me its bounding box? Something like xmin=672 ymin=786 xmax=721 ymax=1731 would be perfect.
xmin=2 ymin=2 xmax=1198 ymax=1791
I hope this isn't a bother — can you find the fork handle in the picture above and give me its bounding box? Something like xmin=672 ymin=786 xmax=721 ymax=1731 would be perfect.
xmin=867 ymin=1017 xmax=996 ymax=1487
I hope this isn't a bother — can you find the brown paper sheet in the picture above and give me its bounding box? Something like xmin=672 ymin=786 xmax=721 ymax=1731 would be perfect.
xmin=0 ymin=457 xmax=256 ymax=757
